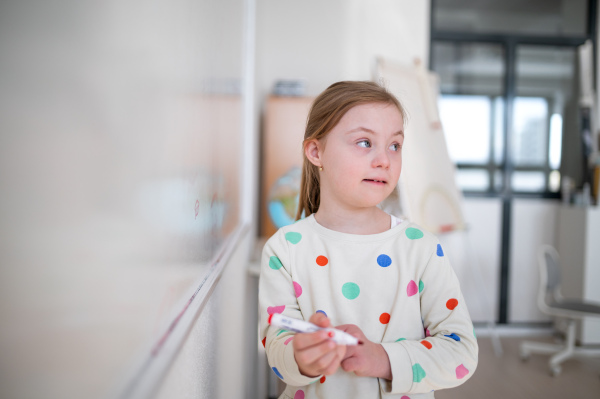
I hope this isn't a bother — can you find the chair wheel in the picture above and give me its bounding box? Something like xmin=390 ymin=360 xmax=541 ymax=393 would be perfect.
xmin=519 ymin=348 xmax=530 ymax=361
xmin=550 ymin=365 xmax=561 ymax=376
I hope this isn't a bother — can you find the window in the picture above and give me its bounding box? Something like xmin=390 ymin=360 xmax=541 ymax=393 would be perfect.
xmin=431 ymin=0 xmax=593 ymax=195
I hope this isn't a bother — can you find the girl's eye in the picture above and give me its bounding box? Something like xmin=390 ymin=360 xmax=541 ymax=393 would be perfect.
xmin=357 ymin=140 xmax=371 ymax=148
xmin=389 ymin=143 xmax=401 ymax=152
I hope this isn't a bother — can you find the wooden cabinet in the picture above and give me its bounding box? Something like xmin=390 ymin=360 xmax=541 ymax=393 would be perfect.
xmin=260 ymin=96 xmax=314 ymax=238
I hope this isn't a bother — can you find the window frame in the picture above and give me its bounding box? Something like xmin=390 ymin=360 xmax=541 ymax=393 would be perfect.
xmin=429 ymin=33 xmax=597 ymax=198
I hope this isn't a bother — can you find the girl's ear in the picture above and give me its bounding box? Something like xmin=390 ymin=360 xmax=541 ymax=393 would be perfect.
xmin=304 ymin=139 xmax=323 ymax=167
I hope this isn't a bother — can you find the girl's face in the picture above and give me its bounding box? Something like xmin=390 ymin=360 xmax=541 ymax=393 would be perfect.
xmin=307 ymin=102 xmax=404 ymax=212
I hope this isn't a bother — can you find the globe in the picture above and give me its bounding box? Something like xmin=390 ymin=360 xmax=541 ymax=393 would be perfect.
xmin=268 ymin=167 xmax=301 ymax=228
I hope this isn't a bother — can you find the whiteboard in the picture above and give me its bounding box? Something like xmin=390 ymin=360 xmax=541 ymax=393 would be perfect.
xmin=0 ymin=1 xmax=246 ymax=398
xmin=376 ymin=59 xmax=467 ymax=233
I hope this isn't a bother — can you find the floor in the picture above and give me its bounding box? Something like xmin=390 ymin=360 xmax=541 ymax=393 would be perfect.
xmin=436 ymin=335 xmax=600 ymax=399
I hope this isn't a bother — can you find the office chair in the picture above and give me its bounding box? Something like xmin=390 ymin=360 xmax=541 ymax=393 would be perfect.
xmin=519 ymin=245 xmax=600 ymax=376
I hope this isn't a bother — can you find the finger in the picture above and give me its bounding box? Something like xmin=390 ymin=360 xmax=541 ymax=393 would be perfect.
xmin=335 ymin=324 xmax=352 ymax=331
xmin=309 ymin=347 xmax=339 ymax=375
xmin=298 ymin=344 xmax=338 ymax=376
xmin=341 ymin=344 xmax=357 ymax=361
xmin=321 ymin=353 xmax=343 ymax=376
xmin=341 ymin=356 xmax=359 ymax=373
xmin=335 ymin=324 xmax=361 ymax=336
xmin=336 ymin=343 xmax=347 ymax=360
xmin=293 ymin=330 xmax=329 ymax=351
xmin=334 ymin=324 xmax=364 ymax=342
xmin=309 ymin=312 xmax=331 ymax=328
xmin=294 ymin=337 xmax=337 ymax=367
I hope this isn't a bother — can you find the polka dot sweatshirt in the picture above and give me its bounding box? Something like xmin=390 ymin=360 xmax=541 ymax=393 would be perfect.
xmin=259 ymin=214 xmax=478 ymax=399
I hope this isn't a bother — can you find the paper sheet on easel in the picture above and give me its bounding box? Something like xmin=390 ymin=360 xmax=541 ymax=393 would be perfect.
xmin=376 ymin=58 xmax=467 ymax=234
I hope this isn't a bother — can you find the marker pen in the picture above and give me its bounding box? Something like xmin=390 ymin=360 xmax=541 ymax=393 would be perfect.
xmin=268 ymin=313 xmax=362 ymax=345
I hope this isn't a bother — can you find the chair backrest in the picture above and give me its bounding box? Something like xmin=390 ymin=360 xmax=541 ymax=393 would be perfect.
xmin=537 ymin=245 xmax=562 ymax=310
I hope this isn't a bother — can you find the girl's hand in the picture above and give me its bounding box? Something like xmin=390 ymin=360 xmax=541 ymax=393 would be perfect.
xmin=336 ymin=324 xmax=392 ymax=380
xmin=293 ymin=313 xmax=347 ymax=377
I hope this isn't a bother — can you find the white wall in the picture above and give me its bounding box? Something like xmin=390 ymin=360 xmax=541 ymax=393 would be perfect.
xmin=256 ymin=0 xmax=430 ymax=99
xmin=439 ymin=198 xmax=502 ymax=324
xmin=508 ymin=199 xmax=560 ymax=323
xmin=342 ymin=0 xmax=431 ymax=80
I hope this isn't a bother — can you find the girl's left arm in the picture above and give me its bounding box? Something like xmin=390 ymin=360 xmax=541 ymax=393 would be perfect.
xmin=380 ymin=242 xmax=479 ymax=395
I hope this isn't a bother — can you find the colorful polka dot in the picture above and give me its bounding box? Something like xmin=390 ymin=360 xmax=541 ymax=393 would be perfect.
xmin=377 ymin=254 xmax=392 ymax=267
xmin=269 ymin=256 xmax=283 ymax=270
xmin=272 ymin=367 xmax=283 ymax=380
xmin=267 ymin=305 xmax=285 ymax=315
xmin=401 ymin=397 xmax=410 ymax=399
xmin=446 ymin=298 xmax=459 ymax=310
xmin=316 ymin=255 xmax=328 ymax=266
xmin=445 ymin=333 xmax=461 ymax=341
xmin=342 ymin=282 xmax=360 ymax=300
xmin=456 ymin=364 xmax=469 ymax=379
xmin=395 ymin=338 xmax=406 ymax=342
xmin=262 ymin=337 xmax=266 ymax=347
xmin=285 ymin=232 xmax=302 ymax=244
xmin=425 ymin=328 xmax=431 ymax=337
xmin=406 ymin=227 xmax=424 ymax=240
xmin=407 ymin=280 xmax=418 ymax=296
xmin=277 ymin=329 xmax=288 ymax=336
xmin=316 ymin=310 xmax=327 ymax=317
xmin=412 ymin=363 xmax=426 ymax=382
xmin=284 ymin=337 xmax=294 ymax=345
xmin=419 ymin=280 xmax=424 ymax=293
xmin=320 ymin=376 xmax=326 ymax=384
xmin=294 ymin=390 xmax=305 ymax=399
xmin=437 ymin=244 xmax=444 ymax=256
xmin=379 ymin=313 xmax=391 ymax=324
xmin=293 ymin=281 xmax=302 ymax=297
xmin=420 ymin=340 xmax=432 ymax=349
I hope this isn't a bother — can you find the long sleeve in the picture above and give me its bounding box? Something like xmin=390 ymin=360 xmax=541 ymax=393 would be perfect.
xmin=258 ymin=229 xmax=320 ymax=387
xmin=380 ymin=242 xmax=479 ymax=395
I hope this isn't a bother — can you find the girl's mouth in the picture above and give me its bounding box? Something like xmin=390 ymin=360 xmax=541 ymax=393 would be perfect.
xmin=363 ymin=179 xmax=386 ymax=184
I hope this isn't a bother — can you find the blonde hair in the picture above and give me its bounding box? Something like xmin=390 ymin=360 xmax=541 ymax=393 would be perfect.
xmin=295 ymin=81 xmax=406 ymax=220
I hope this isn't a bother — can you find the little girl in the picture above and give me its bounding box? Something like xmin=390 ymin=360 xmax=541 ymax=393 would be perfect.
xmin=259 ymin=81 xmax=478 ymax=399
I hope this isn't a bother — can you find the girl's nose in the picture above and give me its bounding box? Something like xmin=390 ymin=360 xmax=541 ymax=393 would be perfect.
xmin=372 ymin=148 xmax=390 ymax=169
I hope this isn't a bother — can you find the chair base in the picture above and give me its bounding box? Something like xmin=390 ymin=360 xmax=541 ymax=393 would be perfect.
xmin=519 ymin=320 xmax=600 ymax=376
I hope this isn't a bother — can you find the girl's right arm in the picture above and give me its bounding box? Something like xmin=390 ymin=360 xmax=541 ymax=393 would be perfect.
xmin=258 ymin=231 xmax=344 ymax=385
